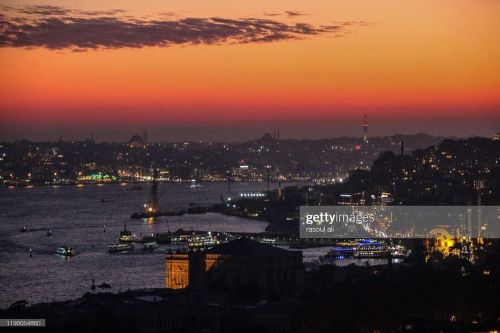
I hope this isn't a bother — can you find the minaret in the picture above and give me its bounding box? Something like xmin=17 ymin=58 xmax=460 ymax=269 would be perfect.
xmin=400 ymin=141 xmax=404 ymax=156
xmin=142 ymin=129 xmax=148 ymax=147
xmin=277 ymin=128 xmax=280 ymax=142
xmin=277 ymin=176 xmax=282 ymax=200
xmin=362 ymin=115 xmax=368 ymax=144
xmin=91 ymin=130 xmax=94 ymax=144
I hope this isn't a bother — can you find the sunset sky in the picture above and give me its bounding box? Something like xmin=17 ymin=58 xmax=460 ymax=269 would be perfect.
xmin=0 ymin=0 xmax=499 ymax=141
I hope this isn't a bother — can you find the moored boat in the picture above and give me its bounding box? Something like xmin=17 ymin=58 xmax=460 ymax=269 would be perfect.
xmin=188 ymin=231 xmax=221 ymax=250
xmin=56 ymin=246 xmax=74 ymax=257
xmin=119 ymin=223 xmax=134 ymax=243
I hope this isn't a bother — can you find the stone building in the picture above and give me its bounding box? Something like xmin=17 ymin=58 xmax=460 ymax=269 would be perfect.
xmin=165 ymin=252 xmax=189 ymax=289
xmin=166 ymin=238 xmax=303 ymax=300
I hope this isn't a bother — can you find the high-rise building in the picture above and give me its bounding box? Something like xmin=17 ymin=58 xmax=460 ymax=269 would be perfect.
xmin=362 ymin=114 xmax=368 ymax=144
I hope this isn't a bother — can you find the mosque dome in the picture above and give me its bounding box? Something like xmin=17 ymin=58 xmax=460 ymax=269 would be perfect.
xmin=129 ymin=135 xmax=144 ymax=148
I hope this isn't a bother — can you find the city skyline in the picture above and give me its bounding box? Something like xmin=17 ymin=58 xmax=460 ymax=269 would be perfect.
xmin=1 ymin=115 xmax=499 ymax=143
xmin=1 ymin=0 xmax=499 ymax=141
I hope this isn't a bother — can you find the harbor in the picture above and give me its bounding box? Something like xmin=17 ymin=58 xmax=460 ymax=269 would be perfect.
xmin=0 ymin=181 xmax=412 ymax=308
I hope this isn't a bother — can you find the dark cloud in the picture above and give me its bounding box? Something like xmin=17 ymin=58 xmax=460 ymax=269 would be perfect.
xmin=341 ymin=21 xmax=371 ymax=26
xmin=0 ymin=5 xmax=360 ymax=51
xmin=76 ymin=9 xmax=127 ymax=16
xmin=263 ymin=12 xmax=281 ymax=17
xmin=18 ymin=5 xmax=71 ymax=16
xmin=159 ymin=11 xmax=177 ymax=17
xmin=285 ymin=11 xmax=309 ymax=17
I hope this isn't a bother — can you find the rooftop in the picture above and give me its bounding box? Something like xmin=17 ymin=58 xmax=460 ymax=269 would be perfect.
xmin=205 ymin=238 xmax=291 ymax=257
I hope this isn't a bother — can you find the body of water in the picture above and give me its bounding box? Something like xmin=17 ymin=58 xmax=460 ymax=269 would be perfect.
xmin=0 ymin=182 xmax=273 ymax=308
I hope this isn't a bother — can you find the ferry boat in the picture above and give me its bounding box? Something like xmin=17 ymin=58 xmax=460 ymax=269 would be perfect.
xmin=325 ymin=240 xmax=410 ymax=260
xmin=160 ymin=229 xmax=206 ymax=244
xmin=326 ymin=246 xmax=355 ymax=259
xmin=119 ymin=223 xmax=134 ymax=243
xmin=260 ymin=238 xmax=277 ymax=245
xmin=188 ymin=232 xmax=221 ymax=250
xmin=56 ymin=246 xmax=74 ymax=257
xmin=354 ymin=240 xmax=389 ymax=259
xmin=108 ymin=243 xmax=135 ymax=253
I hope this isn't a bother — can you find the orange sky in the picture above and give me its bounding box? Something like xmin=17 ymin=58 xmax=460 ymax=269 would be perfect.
xmin=0 ymin=0 xmax=499 ymax=140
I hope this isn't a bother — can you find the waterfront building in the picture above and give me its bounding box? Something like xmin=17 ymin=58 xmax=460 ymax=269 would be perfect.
xmin=165 ymin=252 xmax=190 ymax=289
xmin=166 ymin=238 xmax=304 ymax=299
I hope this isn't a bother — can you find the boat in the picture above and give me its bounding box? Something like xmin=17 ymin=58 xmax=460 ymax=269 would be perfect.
xmin=325 ymin=246 xmax=355 ymax=259
xmin=189 ymin=182 xmax=203 ymax=189
xmin=56 ymin=246 xmax=74 ymax=257
xmin=158 ymin=229 xmax=208 ymax=244
xmin=188 ymin=231 xmax=221 ymax=250
xmin=326 ymin=240 xmax=410 ymax=259
xmin=47 ymin=229 xmax=53 ymax=237
xmin=119 ymin=223 xmax=134 ymax=243
xmin=20 ymin=226 xmax=27 ymax=233
xmin=108 ymin=243 xmax=135 ymax=253
xmin=100 ymin=197 xmax=110 ymax=203
xmin=354 ymin=240 xmax=390 ymax=259
xmin=143 ymin=241 xmax=158 ymax=251
xmin=260 ymin=238 xmax=277 ymax=245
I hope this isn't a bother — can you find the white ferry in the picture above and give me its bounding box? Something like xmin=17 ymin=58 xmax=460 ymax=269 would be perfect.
xmin=108 ymin=243 xmax=135 ymax=253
